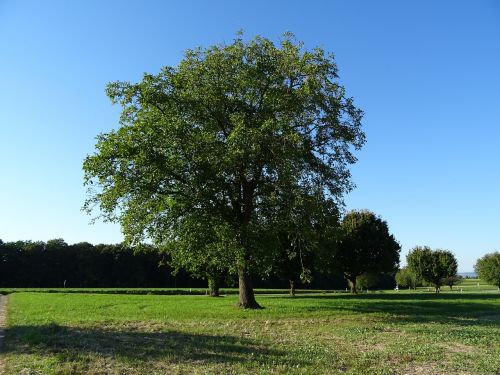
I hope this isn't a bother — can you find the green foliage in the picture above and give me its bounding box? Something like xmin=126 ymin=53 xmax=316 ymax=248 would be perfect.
xmin=406 ymin=247 xmax=458 ymax=292
xmin=443 ymin=275 xmax=463 ymax=290
xmin=0 ymin=238 xmax=348 ymax=290
xmin=333 ymin=210 xmax=400 ymax=292
xmin=82 ymin=33 xmax=365 ymax=306
xmin=474 ymin=252 xmax=500 ymax=288
xmin=271 ymin=197 xmax=340 ymax=290
xmin=395 ymin=267 xmax=420 ymax=289
xmin=356 ymin=272 xmax=381 ymax=290
xmin=0 ymin=240 xmax=174 ymax=288
xmin=162 ymin=215 xmax=235 ymax=287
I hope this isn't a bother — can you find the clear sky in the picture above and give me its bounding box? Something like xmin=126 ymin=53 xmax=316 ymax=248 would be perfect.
xmin=1 ymin=0 xmax=499 ymax=272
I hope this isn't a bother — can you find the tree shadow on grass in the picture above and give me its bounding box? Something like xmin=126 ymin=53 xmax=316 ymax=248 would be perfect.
xmin=296 ymin=292 xmax=500 ymax=301
xmin=288 ymin=293 xmax=500 ymax=326
xmin=3 ymin=324 xmax=297 ymax=366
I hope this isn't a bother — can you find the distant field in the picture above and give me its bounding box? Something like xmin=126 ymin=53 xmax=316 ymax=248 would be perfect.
xmin=409 ymin=278 xmax=499 ymax=293
xmin=0 ymin=280 xmax=498 ymax=375
xmin=1 ymin=278 xmax=497 ymax=296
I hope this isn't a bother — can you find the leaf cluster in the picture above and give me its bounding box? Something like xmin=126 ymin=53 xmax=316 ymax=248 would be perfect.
xmin=474 ymin=252 xmax=500 ymax=288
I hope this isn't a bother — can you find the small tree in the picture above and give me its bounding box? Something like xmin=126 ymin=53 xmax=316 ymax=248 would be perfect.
xmin=395 ymin=267 xmax=419 ymax=289
xmin=474 ymin=252 xmax=500 ymax=289
xmin=272 ymin=192 xmax=339 ymax=296
xmin=407 ymin=247 xmax=458 ymax=293
xmin=273 ymin=232 xmax=312 ymax=297
xmin=163 ymin=214 xmax=233 ymax=297
xmin=443 ymin=275 xmax=463 ymax=290
xmin=334 ymin=210 xmax=400 ymax=293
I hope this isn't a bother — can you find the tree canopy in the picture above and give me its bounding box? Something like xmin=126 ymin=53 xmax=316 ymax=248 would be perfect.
xmin=0 ymin=239 xmax=173 ymax=288
xmin=406 ymin=247 xmax=457 ymax=293
xmin=474 ymin=252 xmax=500 ymax=288
xmin=333 ymin=210 xmax=400 ymax=293
xmin=395 ymin=267 xmax=420 ymax=289
xmin=83 ymin=33 xmax=365 ymax=308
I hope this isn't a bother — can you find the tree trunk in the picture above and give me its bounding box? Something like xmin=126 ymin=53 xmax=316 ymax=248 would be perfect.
xmin=236 ymin=267 xmax=261 ymax=309
xmin=351 ymin=278 xmax=357 ymax=294
xmin=289 ymin=280 xmax=296 ymax=297
xmin=208 ymin=276 xmax=220 ymax=297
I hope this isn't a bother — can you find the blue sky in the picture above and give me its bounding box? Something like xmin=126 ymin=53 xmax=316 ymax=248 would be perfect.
xmin=1 ymin=0 xmax=499 ymax=272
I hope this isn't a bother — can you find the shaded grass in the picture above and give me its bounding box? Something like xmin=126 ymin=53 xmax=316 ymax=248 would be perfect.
xmin=2 ymin=291 xmax=499 ymax=374
xmin=0 ymin=288 xmax=335 ymax=296
xmin=1 ymin=278 xmax=496 ymax=296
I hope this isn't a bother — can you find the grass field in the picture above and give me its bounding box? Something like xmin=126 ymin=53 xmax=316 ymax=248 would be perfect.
xmin=1 ymin=280 xmax=499 ymax=374
xmin=1 ymin=278 xmax=496 ymax=296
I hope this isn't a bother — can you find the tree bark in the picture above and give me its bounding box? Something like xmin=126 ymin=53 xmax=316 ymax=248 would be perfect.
xmin=289 ymin=280 xmax=296 ymax=297
xmin=236 ymin=267 xmax=261 ymax=309
xmin=351 ymin=278 xmax=357 ymax=294
xmin=208 ymin=276 xmax=220 ymax=297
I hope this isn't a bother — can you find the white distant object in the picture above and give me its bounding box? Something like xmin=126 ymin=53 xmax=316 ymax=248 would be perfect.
xmin=394 ymin=286 xmax=399 ymax=291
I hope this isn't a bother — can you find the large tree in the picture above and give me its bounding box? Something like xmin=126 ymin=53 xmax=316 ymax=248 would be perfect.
xmin=334 ymin=210 xmax=400 ymax=293
xmin=406 ymin=247 xmax=458 ymax=293
xmin=83 ymin=33 xmax=365 ymax=308
xmin=474 ymin=252 xmax=500 ymax=289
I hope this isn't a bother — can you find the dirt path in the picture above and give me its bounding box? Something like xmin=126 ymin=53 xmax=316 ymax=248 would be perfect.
xmin=0 ymin=294 xmax=7 ymax=372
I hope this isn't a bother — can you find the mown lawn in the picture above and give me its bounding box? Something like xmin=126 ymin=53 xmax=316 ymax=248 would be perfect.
xmin=1 ymin=288 xmax=499 ymax=374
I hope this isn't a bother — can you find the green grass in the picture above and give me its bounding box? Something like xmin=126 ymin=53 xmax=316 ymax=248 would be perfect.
xmin=0 ymin=287 xmax=334 ymax=296
xmin=1 ymin=278 xmax=496 ymax=296
xmin=413 ymin=278 xmax=499 ymax=293
xmin=1 ymin=284 xmax=499 ymax=374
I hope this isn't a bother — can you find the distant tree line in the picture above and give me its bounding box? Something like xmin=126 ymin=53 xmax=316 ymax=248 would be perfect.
xmin=0 ymin=238 xmax=353 ymax=289
xmin=5 ymin=219 xmax=493 ymax=294
xmin=0 ymin=209 xmax=402 ymax=292
xmin=0 ymin=239 xmax=190 ymax=288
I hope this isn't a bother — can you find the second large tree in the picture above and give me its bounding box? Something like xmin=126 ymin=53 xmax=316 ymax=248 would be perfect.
xmin=83 ymin=34 xmax=365 ymax=308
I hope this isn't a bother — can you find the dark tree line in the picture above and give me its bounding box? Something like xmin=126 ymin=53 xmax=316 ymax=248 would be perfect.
xmin=0 ymin=238 xmax=359 ymax=289
xmin=0 ymin=235 xmax=398 ymax=291
xmin=0 ymin=239 xmax=192 ymax=288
